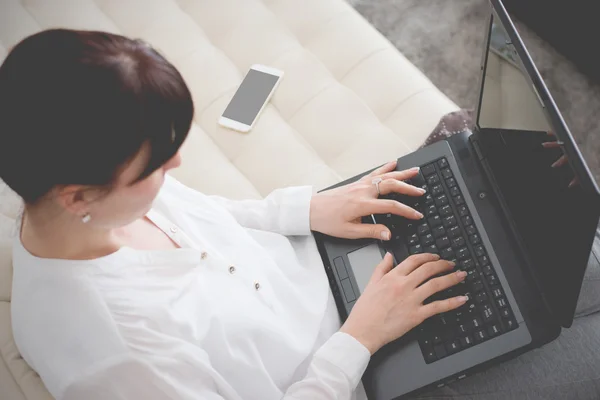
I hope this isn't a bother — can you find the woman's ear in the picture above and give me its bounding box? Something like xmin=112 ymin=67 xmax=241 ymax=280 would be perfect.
xmin=53 ymin=185 xmax=96 ymax=217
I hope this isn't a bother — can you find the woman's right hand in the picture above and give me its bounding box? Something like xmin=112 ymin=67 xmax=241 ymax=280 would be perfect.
xmin=340 ymin=253 xmax=468 ymax=354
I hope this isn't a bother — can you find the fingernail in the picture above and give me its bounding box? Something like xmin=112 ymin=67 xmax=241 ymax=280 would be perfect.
xmin=457 ymin=270 xmax=467 ymax=278
xmin=458 ymin=295 xmax=469 ymax=303
xmin=417 ymin=188 xmax=427 ymax=194
xmin=386 ymin=252 xmax=392 ymax=258
xmin=414 ymin=211 xmax=424 ymax=219
xmin=412 ymin=166 xmax=420 ymax=172
xmin=551 ymin=160 xmax=560 ymax=168
xmin=381 ymin=231 xmax=391 ymax=241
xmin=448 ymin=261 xmax=456 ymax=267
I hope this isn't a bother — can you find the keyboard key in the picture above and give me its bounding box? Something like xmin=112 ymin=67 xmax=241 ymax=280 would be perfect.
xmin=432 ymin=185 xmax=444 ymax=196
xmin=435 ymin=195 xmax=449 ymax=207
xmin=474 ymin=329 xmax=487 ymax=342
xmin=434 ymin=343 xmax=447 ymax=359
xmin=462 ymin=215 xmax=473 ymax=226
xmin=450 ymin=186 xmax=460 ymax=197
xmin=460 ymin=335 xmax=474 ymax=348
xmin=496 ymin=297 xmax=508 ymax=308
xmin=417 ymin=223 xmax=430 ymax=235
xmin=443 ymin=215 xmax=457 ymax=228
xmin=424 ymin=244 xmax=438 ymax=254
xmin=446 ymin=177 xmax=457 ymax=187
xmin=482 ymin=265 xmax=493 ymax=276
xmin=428 ymin=215 xmax=442 ymax=228
xmin=448 ymin=226 xmax=461 ymax=238
xmin=441 ymin=168 xmax=453 ymax=179
xmin=425 ymin=204 xmax=437 ymax=217
xmin=487 ymin=324 xmax=501 ymax=337
xmin=409 ymin=244 xmax=423 ymax=254
xmin=475 ymin=291 xmax=488 ymax=303
xmin=492 ymin=288 xmax=503 ymax=298
xmin=408 ymin=233 xmax=419 ymax=245
xmin=422 ymin=164 xmax=436 ymax=176
xmin=451 ymin=236 xmax=466 ymax=248
xmin=474 ymin=245 xmax=485 ymax=258
xmin=470 ymin=234 xmax=481 ymax=245
xmin=479 ymin=255 xmax=490 ymax=266
xmin=462 ymin=259 xmax=475 ymax=270
xmin=454 ymin=195 xmax=465 ymax=205
xmin=424 ymin=193 xmax=434 ymax=204
xmin=412 ymin=173 xmax=426 ymax=187
xmin=446 ymin=340 xmax=461 ymax=354
xmin=505 ymin=318 xmax=517 ymax=331
xmin=482 ymin=304 xmax=495 ymax=322
xmin=487 ymin=274 xmax=498 ymax=286
xmin=457 ymin=323 xmax=469 ymax=334
xmin=466 ymin=269 xmax=478 ymax=282
xmin=432 ymin=226 xmax=446 ymax=238
xmin=465 ymin=225 xmax=477 ymax=236
xmin=433 ymin=334 xmax=443 ymax=344
xmin=438 ymin=158 xmax=449 ymax=169
xmin=440 ymin=247 xmax=455 ymax=260
xmin=457 ymin=205 xmax=469 ymax=217
xmin=436 ymin=236 xmax=450 ymax=248
xmin=424 ymin=348 xmax=437 ymax=363
xmin=421 ymin=233 xmax=434 ymax=245
xmin=439 ymin=205 xmax=452 ymax=217
xmin=456 ymin=247 xmax=469 ymax=260
xmin=473 ymin=280 xmax=484 ymax=292
xmin=500 ymin=308 xmax=512 ymax=319
xmin=470 ymin=316 xmax=483 ymax=330
xmin=427 ymin=175 xmax=440 ymax=185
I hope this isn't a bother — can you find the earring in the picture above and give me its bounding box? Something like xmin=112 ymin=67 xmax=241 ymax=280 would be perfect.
xmin=81 ymin=213 xmax=92 ymax=223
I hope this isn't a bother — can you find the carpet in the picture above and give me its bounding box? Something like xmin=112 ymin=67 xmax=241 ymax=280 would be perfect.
xmin=349 ymin=0 xmax=600 ymax=185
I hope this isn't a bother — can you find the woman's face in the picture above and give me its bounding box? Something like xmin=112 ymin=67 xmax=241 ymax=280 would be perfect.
xmin=81 ymin=142 xmax=182 ymax=229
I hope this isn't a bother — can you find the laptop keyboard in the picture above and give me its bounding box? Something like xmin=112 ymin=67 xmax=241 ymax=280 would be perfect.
xmin=374 ymin=157 xmax=518 ymax=364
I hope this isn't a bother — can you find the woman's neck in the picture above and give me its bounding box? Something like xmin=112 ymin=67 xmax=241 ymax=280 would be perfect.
xmin=20 ymin=205 xmax=124 ymax=260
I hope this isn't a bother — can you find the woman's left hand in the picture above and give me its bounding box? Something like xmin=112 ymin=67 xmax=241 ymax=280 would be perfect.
xmin=309 ymin=160 xmax=426 ymax=240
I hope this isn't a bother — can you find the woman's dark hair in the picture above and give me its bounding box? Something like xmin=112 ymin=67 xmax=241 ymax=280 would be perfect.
xmin=0 ymin=29 xmax=193 ymax=204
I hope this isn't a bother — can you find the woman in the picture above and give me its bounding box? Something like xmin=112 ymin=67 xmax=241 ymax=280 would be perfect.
xmin=0 ymin=30 xmax=467 ymax=400
xmin=2 ymin=30 xmax=600 ymax=400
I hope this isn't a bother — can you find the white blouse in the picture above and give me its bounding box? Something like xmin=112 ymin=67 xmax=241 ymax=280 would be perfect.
xmin=11 ymin=176 xmax=370 ymax=400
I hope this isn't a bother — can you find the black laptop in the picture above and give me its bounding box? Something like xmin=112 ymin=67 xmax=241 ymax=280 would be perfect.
xmin=314 ymin=0 xmax=600 ymax=398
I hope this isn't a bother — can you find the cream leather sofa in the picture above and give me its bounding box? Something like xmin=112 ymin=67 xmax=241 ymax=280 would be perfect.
xmin=0 ymin=0 xmax=458 ymax=398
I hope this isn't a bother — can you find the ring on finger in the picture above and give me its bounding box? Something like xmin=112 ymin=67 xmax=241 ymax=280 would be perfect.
xmin=372 ymin=177 xmax=383 ymax=196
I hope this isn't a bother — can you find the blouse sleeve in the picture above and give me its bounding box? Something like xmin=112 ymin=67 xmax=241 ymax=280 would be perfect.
xmin=164 ymin=175 xmax=314 ymax=236
xmin=61 ymin=333 xmax=370 ymax=400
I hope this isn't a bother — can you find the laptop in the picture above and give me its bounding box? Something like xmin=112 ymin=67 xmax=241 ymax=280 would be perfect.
xmin=313 ymin=0 xmax=600 ymax=398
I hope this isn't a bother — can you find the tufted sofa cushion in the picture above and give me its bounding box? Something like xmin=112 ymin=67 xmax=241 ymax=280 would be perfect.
xmin=0 ymin=0 xmax=458 ymax=398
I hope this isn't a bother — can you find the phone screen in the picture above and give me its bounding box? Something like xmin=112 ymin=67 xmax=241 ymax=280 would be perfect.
xmin=222 ymin=69 xmax=280 ymax=126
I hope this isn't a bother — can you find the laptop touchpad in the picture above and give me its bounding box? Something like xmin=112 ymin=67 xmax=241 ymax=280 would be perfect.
xmin=347 ymin=243 xmax=383 ymax=294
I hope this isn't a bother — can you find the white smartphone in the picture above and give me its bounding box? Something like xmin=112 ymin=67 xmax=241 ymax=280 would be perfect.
xmin=218 ymin=64 xmax=283 ymax=133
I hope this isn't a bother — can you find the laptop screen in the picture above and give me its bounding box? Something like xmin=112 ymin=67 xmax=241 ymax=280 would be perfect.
xmin=476 ymin=5 xmax=600 ymax=327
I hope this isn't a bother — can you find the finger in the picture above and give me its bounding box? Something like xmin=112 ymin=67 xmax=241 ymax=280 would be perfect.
xmin=346 ymin=222 xmax=393 ymax=241
xmin=408 ymin=259 xmax=456 ymax=287
xmin=378 ymin=167 xmax=420 ymax=182
xmin=416 ymin=270 xmax=467 ymax=302
xmin=420 ymin=296 xmax=469 ymax=319
xmin=541 ymin=141 xmax=564 ymax=149
xmin=546 ymin=130 xmax=556 ymax=137
xmin=365 ymin=199 xmax=424 ymax=220
xmin=367 ymin=160 xmax=398 ymax=178
xmin=367 ymin=252 xmax=394 ymax=286
xmin=378 ymin=179 xmax=426 ymax=197
xmin=551 ymin=155 xmax=568 ymax=168
xmin=393 ymin=253 xmax=440 ymax=276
